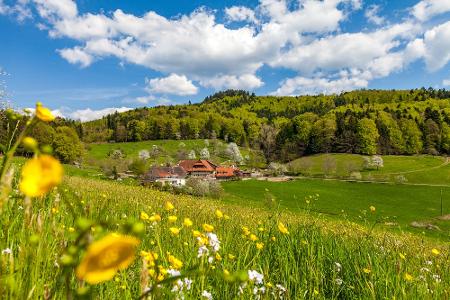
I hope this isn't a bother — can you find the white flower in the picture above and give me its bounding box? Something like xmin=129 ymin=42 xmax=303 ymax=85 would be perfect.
xmin=335 ymin=278 xmax=343 ymax=285
xmin=420 ymin=267 xmax=430 ymax=273
xmin=248 ymin=270 xmax=264 ymax=285
xmin=206 ymin=233 xmax=220 ymax=252
xmin=208 ymin=256 xmax=214 ymax=264
xmin=201 ymin=290 xmax=213 ymax=300
xmin=276 ymin=284 xmax=287 ymax=294
xmin=425 ymin=260 xmax=433 ymax=265
xmin=433 ymin=274 xmax=441 ymax=283
xmin=1 ymin=248 xmax=12 ymax=255
xmin=167 ymin=269 xmax=181 ymax=277
xmin=183 ymin=278 xmax=192 ymax=290
xmin=197 ymin=245 xmax=209 ymax=258
xmin=334 ymin=262 xmax=342 ymax=272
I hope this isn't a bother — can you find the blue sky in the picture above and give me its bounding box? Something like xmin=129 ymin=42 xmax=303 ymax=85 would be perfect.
xmin=0 ymin=0 xmax=450 ymax=121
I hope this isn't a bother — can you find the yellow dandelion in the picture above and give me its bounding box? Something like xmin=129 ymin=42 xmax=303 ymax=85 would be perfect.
xmin=169 ymin=227 xmax=180 ymax=236
xmin=215 ymin=209 xmax=223 ymax=219
xmin=168 ymin=215 xmax=178 ymax=223
xmin=404 ymin=273 xmax=413 ymax=281
xmin=431 ymin=248 xmax=440 ymax=256
xmin=76 ymin=234 xmax=140 ymax=284
xmin=19 ymin=155 xmax=63 ymax=197
xmin=164 ymin=201 xmax=175 ymax=211
xmin=363 ymin=268 xmax=371 ymax=274
xmin=149 ymin=214 xmax=161 ymax=223
xmin=192 ymin=230 xmax=201 ymax=237
xmin=242 ymin=226 xmax=251 ymax=236
xmin=277 ymin=222 xmax=289 ymax=235
xmin=249 ymin=234 xmax=258 ymax=241
xmin=223 ymin=269 xmax=230 ymax=276
xmin=183 ymin=218 xmax=193 ymax=227
xmin=256 ymin=242 xmax=264 ymax=250
xmin=168 ymin=254 xmax=183 ymax=269
xmin=202 ymin=223 xmax=214 ymax=232
xmin=140 ymin=212 xmax=149 ymax=221
xmin=271 ymin=236 xmax=276 ymax=242
xmin=369 ymin=206 xmax=376 ymax=213
xmin=35 ymin=102 xmax=55 ymax=122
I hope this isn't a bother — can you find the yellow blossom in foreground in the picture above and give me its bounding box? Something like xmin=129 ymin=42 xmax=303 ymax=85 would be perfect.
xmin=256 ymin=242 xmax=264 ymax=250
xmin=202 ymin=223 xmax=214 ymax=232
xmin=140 ymin=212 xmax=149 ymax=221
xmin=35 ymin=102 xmax=55 ymax=122
xmin=363 ymin=268 xmax=371 ymax=274
xmin=20 ymin=155 xmax=63 ymax=197
xmin=215 ymin=209 xmax=223 ymax=219
xmin=169 ymin=227 xmax=180 ymax=236
xmin=183 ymin=218 xmax=193 ymax=227
xmin=76 ymin=234 xmax=140 ymax=284
xmin=278 ymin=222 xmax=289 ymax=235
xmin=369 ymin=206 xmax=376 ymax=213
xmin=404 ymin=273 xmax=413 ymax=281
xmin=168 ymin=215 xmax=178 ymax=223
xmin=164 ymin=201 xmax=175 ymax=211
xmin=149 ymin=214 xmax=161 ymax=222
xmin=192 ymin=230 xmax=201 ymax=237
xmin=168 ymin=254 xmax=183 ymax=269
xmin=432 ymin=248 xmax=440 ymax=256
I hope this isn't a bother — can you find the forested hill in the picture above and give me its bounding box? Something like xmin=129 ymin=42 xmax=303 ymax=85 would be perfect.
xmin=82 ymin=88 xmax=450 ymax=162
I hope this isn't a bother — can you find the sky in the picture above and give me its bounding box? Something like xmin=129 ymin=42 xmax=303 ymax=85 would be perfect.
xmin=0 ymin=0 xmax=450 ymax=121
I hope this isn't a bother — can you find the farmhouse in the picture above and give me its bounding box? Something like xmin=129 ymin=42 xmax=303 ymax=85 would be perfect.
xmin=215 ymin=166 xmax=240 ymax=180
xmin=178 ymin=159 xmax=217 ymax=178
xmin=143 ymin=166 xmax=187 ymax=186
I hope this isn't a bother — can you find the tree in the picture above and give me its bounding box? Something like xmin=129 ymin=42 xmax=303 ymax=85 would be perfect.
xmin=441 ymin=123 xmax=450 ymax=154
xmin=322 ymin=155 xmax=336 ymax=176
xmin=127 ymin=120 xmax=146 ymax=141
xmin=188 ymin=150 xmax=196 ymax=159
xmin=356 ymin=118 xmax=379 ymax=155
xmin=309 ymin=117 xmax=336 ymax=153
xmin=259 ymin=124 xmax=277 ymax=162
xmin=399 ymin=119 xmax=423 ymax=154
xmin=138 ymin=150 xmax=150 ymax=160
xmin=376 ymin=111 xmax=404 ymax=154
xmin=200 ymin=147 xmax=210 ymax=159
xmin=53 ymin=126 xmax=83 ymax=163
xmin=226 ymin=142 xmax=243 ymax=164
xmin=423 ymin=119 xmax=441 ymax=155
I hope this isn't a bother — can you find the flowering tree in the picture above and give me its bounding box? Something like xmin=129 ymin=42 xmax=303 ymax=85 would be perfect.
xmin=138 ymin=149 xmax=150 ymax=160
xmin=226 ymin=142 xmax=243 ymax=164
xmin=188 ymin=149 xmax=196 ymax=159
xmin=200 ymin=147 xmax=210 ymax=159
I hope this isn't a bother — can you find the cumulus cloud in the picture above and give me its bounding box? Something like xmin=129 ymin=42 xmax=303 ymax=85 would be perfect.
xmin=443 ymin=79 xmax=450 ymax=87
xmin=365 ymin=5 xmax=385 ymax=26
xmin=422 ymin=21 xmax=450 ymax=71
xmin=66 ymin=107 xmax=132 ymax=122
xmin=200 ymin=74 xmax=263 ymax=90
xmin=412 ymin=0 xmax=450 ymax=22
xmin=58 ymin=47 xmax=94 ymax=67
xmin=146 ymin=74 xmax=198 ymax=96
xmin=225 ymin=6 xmax=258 ymax=23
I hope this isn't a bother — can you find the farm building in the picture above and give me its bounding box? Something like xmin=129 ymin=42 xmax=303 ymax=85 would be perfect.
xmin=178 ymin=159 xmax=217 ymax=178
xmin=143 ymin=166 xmax=187 ymax=186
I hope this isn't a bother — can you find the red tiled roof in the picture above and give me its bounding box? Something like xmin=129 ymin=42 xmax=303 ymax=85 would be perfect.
xmin=215 ymin=166 xmax=237 ymax=178
xmin=178 ymin=160 xmax=217 ymax=172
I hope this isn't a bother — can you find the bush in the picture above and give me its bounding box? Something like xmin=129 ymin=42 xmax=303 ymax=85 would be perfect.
xmin=53 ymin=126 xmax=83 ymax=163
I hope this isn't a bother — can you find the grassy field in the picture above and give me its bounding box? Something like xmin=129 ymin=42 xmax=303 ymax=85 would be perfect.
xmin=2 ymin=174 xmax=449 ymax=299
xmin=85 ymin=139 xmax=265 ymax=168
xmin=288 ymin=153 xmax=449 ymax=185
xmin=222 ymin=179 xmax=450 ymax=240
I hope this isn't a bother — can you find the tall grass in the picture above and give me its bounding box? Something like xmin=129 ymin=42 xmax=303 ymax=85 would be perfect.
xmin=1 ymin=175 xmax=448 ymax=299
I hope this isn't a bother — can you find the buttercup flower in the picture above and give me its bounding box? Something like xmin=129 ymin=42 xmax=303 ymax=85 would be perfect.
xmin=168 ymin=215 xmax=178 ymax=223
xmin=164 ymin=201 xmax=175 ymax=211
xmin=431 ymin=248 xmax=440 ymax=256
xmin=215 ymin=209 xmax=223 ymax=219
xmin=76 ymin=233 xmax=140 ymax=284
xmin=19 ymin=155 xmax=63 ymax=197
xmin=36 ymin=102 xmax=55 ymax=122
xmin=277 ymin=222 xmax=289 ymax=235
xmin=169 ymin=227 xmax=180 ymax=236
xmin=369 ymin=206 xmax=376 ymax=213
xmin=183 ymin=218 xmax=193 ymax=227
xmin=203 ymin=223 xmax=214 ymax=232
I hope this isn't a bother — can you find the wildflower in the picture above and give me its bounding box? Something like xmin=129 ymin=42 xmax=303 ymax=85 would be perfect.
xmin=168 ymin=215 xmax=177 ymax=223
xmin=22 ymin=137 xmax=38 ymax=150
xmin=168 ymin=255 xmax=183 ymax=269
xmin=404 ymin=273 xmax=413 ymax=282
xmin=76 ymin=233 xmax=140 ymax=284
xmin=363 ymin=268 xmax=371 ymax=274
xmin=183 ymin=218 xmax=193 ymax=227
xmin=140 ymin=212 xmax=149 ymax=221
xmin=149 ymin=214 xmax=161 ymax=222
xmin=215 ymin=209 xmax=223 ymax=219
xmin=2 ymin=248 xmax=12 ymax=255
xmin=432 ymin=274 xmax=441 ymax=283
xmin=369 ymin=206 xmax=376 ymax=213
xmin=164 ymin=201 xmax=175 ymax=211
xmin=215 ymin=253 xmax=222 ymax=261
xmin=202 ymin=223 xmax=214 ymax=232
xmin=228 ymin=253 xmax=236 ymax=260
xmin=277 ymin=222 xmax=289 ymax=234
xmin=248 ymin=270 xmax=264 ymax=285
xmin=242 ymin=226 xmax=251 ymax=236
xmin=169 ymin=227 xmax=180 ymax=236
xmin=19 ymin=155 xmax=63 ymax=197
xmin=202 ymin=290 xmax=213 ymax=300
xmin=192 ymin=230 xmax=201 ymax=237
xmin=207 ymin=232 xmax=221 ymax=252
xmin=249 ymin=234 xmax=258 ymax=241
xmin=198 ymin=245 xmax=209 ymax=258
xmin=334 ymin=262 xmax=342 ymax=272
xmin=35 ymin=102 xmax=55 ymax=122
xmin=431 ymin=248 xmax=440 ymax=256
xmin=167 ymin=269 xmax=181 ymax=277
xmin=314 ymin=289 xmax=319 ymax=295
xmin=68 ymin=227 xmax=75 ymax=233
xmin=256 ymin=242 xmax=264 ymax=250
xmin=335 ymin=278 xmax=343 ymax=285
xmin=271 ymin=236 xmax=276 ymax=241
xmin=399 ymin=253 xmax=406 ymax=260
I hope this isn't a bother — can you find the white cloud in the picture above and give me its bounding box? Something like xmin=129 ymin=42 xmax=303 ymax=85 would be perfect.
xmin=33 ymin=0 xmax=77 ymax=20
xmin=200 ymin=74 xmax=263 ymax=90
xmin=146 ymin=74 xmax=198 ymax=96
xmin=225 ymin=6 xmax=258 ymax=23
xmin=67 ymin=107 xmax=132 ymax=122
xmin=412 ymin=0 xmax=450 ymax=22
xmin=422 ymin=21 xmax=450 ymax=71
xmin=0 ymin=0 xmax=32 ymax=21
xmin=443 ymin=79 xmax=450 ymax=86
xmin=365 ymin=5 xmax=385 ymax=26
xmin=58 ymin=47 xmax=94 ymax=67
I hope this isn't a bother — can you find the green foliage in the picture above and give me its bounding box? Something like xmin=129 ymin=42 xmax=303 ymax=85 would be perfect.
xmin=53 ymin=126 xmax=83 ymax=163
xmin=356 ymin=118 xmax=379 ymax=155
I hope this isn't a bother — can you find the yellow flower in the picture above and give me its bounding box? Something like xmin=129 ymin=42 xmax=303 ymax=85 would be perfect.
xmin=140 ymin=212 xmax=149 ymax=221
xmin=22 ymin=137 xmax=38 ymax=151
xmin=431 ymin=248 xmax=440 ymax=256
xmin=249 ymin=234 xmax=258 ymax=241
xmin=168 ymin=215 xmax=178 ymax=223
xmin=256 ymin=242 xmax=264 ymax=250
xmin=149 ymin=214 xmax=161 ymax=222
xmin=215 ymin=253 xmax=222 ymax=261
xmin=242 ymin=226 xmax=250 ymax=236
xmin=277 ymin=222 xmax=289 ymax=235
xmin=35 ymin=102 xmax=55 ymax=122
xmin=169 ymin=227 xmax=180 ymax=236
xmin=164 ymin=201 xmax=175 ymax=211
xmin=314 ymin=289 xmax=319 ymax=295
xmin=228 ymin=254 xmax=235 ymax=260
xmin=399 ymin=253 xmax=406 ymax=260
xmin=183 ymin=218 xmax=193 ymax=227
xmin=369 ymin=206 xmax=376 ymax=213
xmin=68 ymin=227 xmax=75 ymax=233
xmin=20 ymin=155 xmax=63 ymax=197
xmin=404 ymin=273 xmax=413 ymax=282
xmin=271 ymin=236 xmax=276 ymax=242
xmin=168 ymin=254 xmax=183 ymax=269
xmin=76 ymin=234 xmax=140 ymax=284
xmin=202 ymin=223 xmax=214 ymax=232
xmin=192 ymin=230 xmax=201 ymax=237
xmin=363 ymin=268 xmax=371 ymax=274
xmin=215 ymin=209 xmax=223 ymax=219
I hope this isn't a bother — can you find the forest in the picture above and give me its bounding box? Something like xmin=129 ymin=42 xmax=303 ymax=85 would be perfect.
xmin=2 ymin=88 xmax=450 ymax=163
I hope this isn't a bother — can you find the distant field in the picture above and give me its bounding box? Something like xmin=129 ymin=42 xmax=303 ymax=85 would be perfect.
xmin=288 ymin=153 xmax=449 ymax=185
xmin=86 ymin=139 xmax=265 ymax=168
xmin=222 ymin=179 xmax=450 ymax=240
